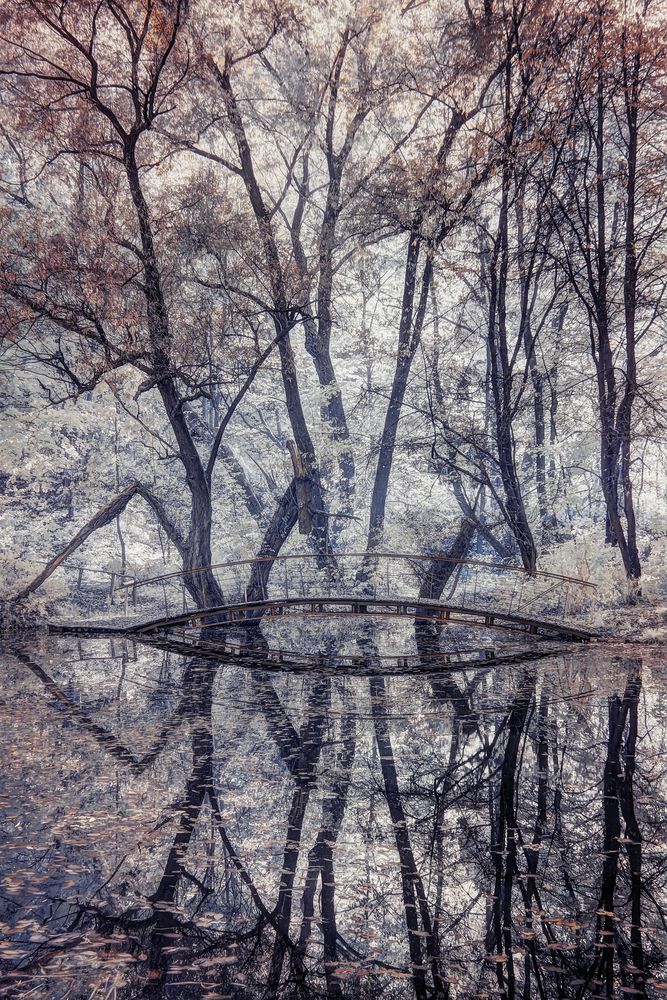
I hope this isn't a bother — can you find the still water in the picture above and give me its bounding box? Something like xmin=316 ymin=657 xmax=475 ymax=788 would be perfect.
xmin=1 ymin=630 xmax=666 ymax=999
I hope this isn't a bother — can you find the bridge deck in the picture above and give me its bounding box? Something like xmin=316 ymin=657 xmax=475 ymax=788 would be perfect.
xmin=50 ymin=594 xmax=597 ymax=643
xmin=45 ymin=552 xmax=599 ymax=664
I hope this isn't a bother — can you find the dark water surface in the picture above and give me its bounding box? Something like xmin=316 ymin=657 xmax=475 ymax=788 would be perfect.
xmin=1 ymin=633 xmax=667 ymax=999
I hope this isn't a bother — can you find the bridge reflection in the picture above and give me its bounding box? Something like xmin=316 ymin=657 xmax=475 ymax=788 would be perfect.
xmin=2 ymin=640 xmax=665 ymax=999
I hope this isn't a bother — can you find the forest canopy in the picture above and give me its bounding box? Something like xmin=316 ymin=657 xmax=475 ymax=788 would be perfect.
xmin=1 ymin=0 xmax=666 ymax=608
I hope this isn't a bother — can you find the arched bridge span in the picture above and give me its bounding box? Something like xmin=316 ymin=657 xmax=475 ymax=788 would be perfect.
xmin=131 ymin=594 xmax=595 ymax=643
xmin=51 ymin=551 xmax=599 ymax=646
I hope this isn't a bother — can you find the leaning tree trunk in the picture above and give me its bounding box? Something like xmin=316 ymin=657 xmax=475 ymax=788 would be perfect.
xmin=14 ymin=483 xmax=143 ymax=601
xmin=367 ymin=236 xmax=433 ymax=550
xmin=418 ymin=517 xmax=477 ymax=601
xmin=245 ymin=480 xmax=299 ymax=603
xmin=14 ymin=482 xmax=188 ymax=603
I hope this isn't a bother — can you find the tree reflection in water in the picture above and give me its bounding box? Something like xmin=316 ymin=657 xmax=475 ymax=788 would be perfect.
xmin=1 ymin=634 xmax=667 ymax=999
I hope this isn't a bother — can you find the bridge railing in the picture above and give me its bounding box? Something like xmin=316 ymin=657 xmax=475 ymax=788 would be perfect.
xmin=107 ymin=551 xmax=596 ymax=628
xmin=15 ymin=558 xmax=130 ymax=611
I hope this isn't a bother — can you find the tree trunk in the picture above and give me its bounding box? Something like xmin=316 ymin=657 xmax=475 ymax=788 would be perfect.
xmin=618 ymin=43 xmax=642 ymax=588
xmin=245 ymin=481 xmax=299 ymax=604
xmin=367 ymin=237 xmax=432 ymax=549
xmin=213 ymin=61 xmax=332 ymax=557
xmin=417 ymin=517 xmax=477 ymax=601
xmin=487 ymin=142 xmax=537 ymax=572
xmin=292 ymin=150 xmax=355 ymax=512
xmin=15 ymin=483 xmax=143 ymax=600
xmin=515 ymin=197 xmax=556 ymax=540
xmin=266 ymin=677 xmax=328 ymax=992
xmin=370 ymin=673 xmax=447 ymax=998
xmin=297 ymin=712 xmax=356 ymax=995
xmin=589 ymin=22 xmax=641 ymax=590
xmin=488 ymin=670 xmax=535 ymax=996
xmin=124 ymin=145 xmax=223 ymax=609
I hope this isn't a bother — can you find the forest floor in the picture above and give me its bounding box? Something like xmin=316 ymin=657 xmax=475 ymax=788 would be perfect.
xmin=592 ymin=598 xmax=667 ymax=644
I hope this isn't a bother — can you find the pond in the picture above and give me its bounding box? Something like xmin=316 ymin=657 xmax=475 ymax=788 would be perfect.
xmin=1 ymin=633 xmax=666 ymax=999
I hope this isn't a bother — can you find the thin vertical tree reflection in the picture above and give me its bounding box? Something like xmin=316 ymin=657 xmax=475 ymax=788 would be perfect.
xmin=1 ymin=643 xmax=666 ymax=998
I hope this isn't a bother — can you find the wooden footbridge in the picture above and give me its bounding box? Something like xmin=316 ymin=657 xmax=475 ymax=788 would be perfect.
xmin=47 ymin=552 xmax=598 ymax=668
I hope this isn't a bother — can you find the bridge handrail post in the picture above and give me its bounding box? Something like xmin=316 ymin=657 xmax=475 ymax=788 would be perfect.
xmin=516 ymin=577 xmax=526 ymax=613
